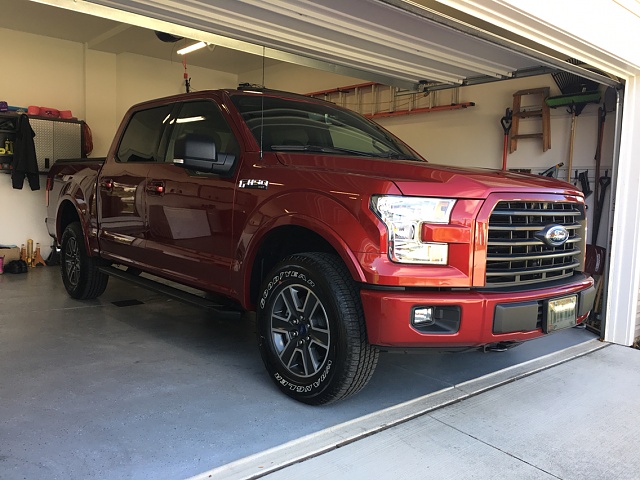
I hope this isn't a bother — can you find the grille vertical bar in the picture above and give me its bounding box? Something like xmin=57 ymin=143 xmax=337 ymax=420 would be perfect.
xmin=486 ymin=201 xmax=585 ymax=287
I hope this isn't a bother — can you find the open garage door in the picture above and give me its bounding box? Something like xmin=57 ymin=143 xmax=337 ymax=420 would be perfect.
xmin=36 ymin=0 xmax=619 ymax=91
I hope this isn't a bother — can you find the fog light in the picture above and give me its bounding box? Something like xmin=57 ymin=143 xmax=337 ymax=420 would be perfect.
xmin=413 ymin=307 xmax=435 ymax=326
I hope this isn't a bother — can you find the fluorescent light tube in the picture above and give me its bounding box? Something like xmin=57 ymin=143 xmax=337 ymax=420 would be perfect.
xmin=177 ymin=41 xmax=207 ymax=55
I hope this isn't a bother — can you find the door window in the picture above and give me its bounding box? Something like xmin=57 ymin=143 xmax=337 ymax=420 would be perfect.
xmin=116 ymin=105 xmax=172 ymax=163
xmin=166 ymin=100 xmax=240 ymax=163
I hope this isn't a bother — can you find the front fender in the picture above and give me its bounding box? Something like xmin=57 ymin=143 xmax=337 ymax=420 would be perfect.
xmin=237 ymin=190 xmax=384 ymax=306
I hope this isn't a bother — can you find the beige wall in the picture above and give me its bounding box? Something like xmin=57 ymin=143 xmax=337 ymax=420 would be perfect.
xmin=242 ymin=62 xmax=366 ymax=94
xmin=115 ymin=53 xmax=237 ymax=132
xmin=0 ymin=29 xmax=238 ymax=258
xmin=0 ymin=28 xmax=85 ymax=260
xmin=1 ymin=28 xmax=86 ymax=118
xmin=85 ymin=49 xmax=118 ymax=158
xmin=249 ymin=62 xmax=614 ymax=246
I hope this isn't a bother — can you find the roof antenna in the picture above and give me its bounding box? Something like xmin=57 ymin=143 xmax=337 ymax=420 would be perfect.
xmin=260 ymin=45 xmax=265 ymax=159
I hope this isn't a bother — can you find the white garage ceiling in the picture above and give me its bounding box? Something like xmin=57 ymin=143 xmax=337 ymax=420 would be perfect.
xmin=23 ymin=0 xmax=619 ymax=90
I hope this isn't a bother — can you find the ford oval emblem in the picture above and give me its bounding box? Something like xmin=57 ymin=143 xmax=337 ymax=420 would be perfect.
xmin=535 ymin=225 xmax=570 ymax=247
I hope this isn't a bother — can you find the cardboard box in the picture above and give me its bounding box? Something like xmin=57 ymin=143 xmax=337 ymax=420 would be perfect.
xmin=0 ymin=246 xmax=20 ymax=263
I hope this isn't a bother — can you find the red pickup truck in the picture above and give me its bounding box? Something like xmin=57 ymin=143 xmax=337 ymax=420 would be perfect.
xmin=46 ymin=87 xmax=595 ymax=404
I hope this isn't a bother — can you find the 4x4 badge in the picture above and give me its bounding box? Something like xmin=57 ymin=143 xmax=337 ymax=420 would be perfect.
xmin=239 ymin=179 xmax=269 ymax=190
xmin=535 ymin=224 xmax=569 ymax=247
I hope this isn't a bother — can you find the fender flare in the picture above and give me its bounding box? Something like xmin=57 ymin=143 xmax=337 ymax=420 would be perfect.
xmin=56 ymin=192 xmax=95 ymax=257
xmin=238 ymin=191 xmax=381 ymax=307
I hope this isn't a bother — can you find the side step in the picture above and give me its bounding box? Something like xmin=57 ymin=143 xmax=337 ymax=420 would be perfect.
xmin=99 ymin=266 xmax=242 ymax=317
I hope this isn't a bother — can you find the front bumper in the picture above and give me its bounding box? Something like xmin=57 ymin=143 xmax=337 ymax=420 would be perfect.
xmin=361 ymin=274 xmax=595 ymax=348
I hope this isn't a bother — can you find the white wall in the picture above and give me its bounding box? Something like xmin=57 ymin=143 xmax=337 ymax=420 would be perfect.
xmin=0 ymin=29 xmax=238 ymax=261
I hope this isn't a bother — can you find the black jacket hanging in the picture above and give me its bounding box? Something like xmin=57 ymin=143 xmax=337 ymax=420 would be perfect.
xmin=12 ymin=114 xmax=39 ymax=190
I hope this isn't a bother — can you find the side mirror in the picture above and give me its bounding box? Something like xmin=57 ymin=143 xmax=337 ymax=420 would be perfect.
xmin=173 ymin=133 xmax=235 ymax=175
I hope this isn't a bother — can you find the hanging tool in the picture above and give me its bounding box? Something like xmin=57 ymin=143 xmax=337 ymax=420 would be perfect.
xmin=545 ymin=91 xmax=601 ymax=183
xmin=500 ymin=108 xmax=512 ymax=170
xmin=566 ymin=104 xmax=578 ymax=183
xmin=539 ymin=162 xmax=564 ymax=178
xmin=578 ymin=171 xmax=592 ymax=198
xmin=593 ymin=106 xmax=606 ymax=212
xmin=592 ymin=171 xmax=611 ymax=245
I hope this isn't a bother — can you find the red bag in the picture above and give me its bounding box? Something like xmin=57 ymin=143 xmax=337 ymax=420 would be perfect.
xmin=39 ymin=107 xmax=60 ymax=118
xmin=82 ymin=122 xmax=93 ymax=157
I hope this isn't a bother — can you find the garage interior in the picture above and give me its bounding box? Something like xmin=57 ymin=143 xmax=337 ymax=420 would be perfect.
xmin=1 ymin=0 xmax=639 ymax=478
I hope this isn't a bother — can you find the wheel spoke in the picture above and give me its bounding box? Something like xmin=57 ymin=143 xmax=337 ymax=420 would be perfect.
xmin=310 ymin=327 xmax=330 ymax=349
xmin=302 ymin=294 xmax=319 ymax=322
xmin=271 ymin=313 xmax=292 ymax=332
xmin=301 ymin=343 xmax=317 ymax=376
xmin=278 ymin=336 xmax=298 ymax=367
xmin=280 ymin=287 xmax=302 ymax=317
xmin=65 ymin=238 xmax=81 ymax=286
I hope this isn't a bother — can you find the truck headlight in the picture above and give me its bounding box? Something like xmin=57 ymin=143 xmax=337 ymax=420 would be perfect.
xmin=371 ymin=195 xmax=456 ymax=264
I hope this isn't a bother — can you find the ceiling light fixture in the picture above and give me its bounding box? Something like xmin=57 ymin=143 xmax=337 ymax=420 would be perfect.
xmin=177 ymin=41 xmax=207 ymax=55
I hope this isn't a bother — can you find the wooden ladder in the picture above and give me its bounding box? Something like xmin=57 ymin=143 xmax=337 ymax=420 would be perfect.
xmin=509 ymin=87 xmax=551 ymax=153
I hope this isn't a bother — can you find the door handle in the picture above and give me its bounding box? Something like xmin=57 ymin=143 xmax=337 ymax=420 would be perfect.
xmin=146 ymin=180 xmax=165 ymax=195
xmin=100 ymin=178 xmax=114 ymax=191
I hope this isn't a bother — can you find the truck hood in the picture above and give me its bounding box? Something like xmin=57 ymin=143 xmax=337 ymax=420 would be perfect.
xmin=275 ymin=153 xmax=581 ymax=198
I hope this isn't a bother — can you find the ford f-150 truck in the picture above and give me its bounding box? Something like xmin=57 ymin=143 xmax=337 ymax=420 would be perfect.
xmin=46 ymin=87 xmax=596 ymax=404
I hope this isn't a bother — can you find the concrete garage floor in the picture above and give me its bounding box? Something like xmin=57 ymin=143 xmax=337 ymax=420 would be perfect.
xmin=0 ymin=266 xmax=600 ymax=479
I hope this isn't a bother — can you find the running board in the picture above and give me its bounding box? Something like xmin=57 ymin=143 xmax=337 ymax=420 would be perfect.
xmin=99 ymin=266 xmax=242 ymax=317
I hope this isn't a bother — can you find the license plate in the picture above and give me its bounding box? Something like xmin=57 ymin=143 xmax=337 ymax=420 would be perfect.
xmin=546 ymin=295 xmax=577 ymax=332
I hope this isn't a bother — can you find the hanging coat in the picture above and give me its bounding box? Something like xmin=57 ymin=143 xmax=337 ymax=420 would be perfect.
xmin=12 ymin=114 xmax=39 ymax=190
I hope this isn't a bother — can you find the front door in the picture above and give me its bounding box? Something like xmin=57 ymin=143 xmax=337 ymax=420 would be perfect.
xmin=144 ymin=99 xmax=241 ymax=296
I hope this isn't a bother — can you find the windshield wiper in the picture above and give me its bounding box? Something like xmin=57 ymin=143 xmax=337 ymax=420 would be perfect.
xmin=270 ymin=145 xmax=376 ymax=157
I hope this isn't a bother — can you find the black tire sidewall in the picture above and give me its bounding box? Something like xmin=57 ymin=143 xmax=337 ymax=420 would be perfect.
xmin=257 ymin=257 xmax=349 ymax=402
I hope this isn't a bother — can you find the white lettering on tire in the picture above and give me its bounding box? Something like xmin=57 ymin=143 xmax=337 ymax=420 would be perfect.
xmin=273 ymin=360 xmax=333 ymax=392
xmin=259 ymin=269 xmax=315 ymax=309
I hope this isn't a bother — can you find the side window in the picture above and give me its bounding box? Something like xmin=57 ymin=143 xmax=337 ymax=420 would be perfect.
xmin=166 ymin=100 xmax=240 ymax=163
xmin=117 ymin=105 xmax=172 ymax=163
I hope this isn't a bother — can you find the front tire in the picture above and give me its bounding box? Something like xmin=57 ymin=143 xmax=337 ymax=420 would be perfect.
xmin=257 ymin=253 xmax=378 ymax=405
xmin=60 ymin=222 xmax=109 ymax=299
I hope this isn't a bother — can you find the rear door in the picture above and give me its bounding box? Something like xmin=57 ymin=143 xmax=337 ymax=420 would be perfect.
xmin=143 ymin=98 xmax=241 ymax=295
xmin=97 ymin=104 xmax=173 ymax=265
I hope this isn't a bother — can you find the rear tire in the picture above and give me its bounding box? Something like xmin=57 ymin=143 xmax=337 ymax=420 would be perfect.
xmin=60 ymin=222 xmax=108 ymax=299
xmin=257 ymin=253 xmax=378 ymax=405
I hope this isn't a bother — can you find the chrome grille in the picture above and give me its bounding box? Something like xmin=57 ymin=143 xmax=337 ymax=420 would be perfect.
xmin=486 ymin=201 xmax=585 ymax=287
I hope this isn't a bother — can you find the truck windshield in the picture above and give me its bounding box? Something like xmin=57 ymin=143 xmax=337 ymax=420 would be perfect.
xmin=230 ymin=93 xmax=423 ymax=161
